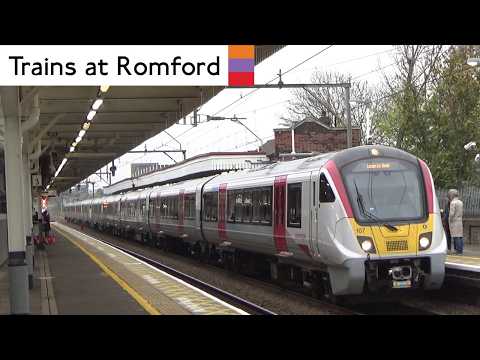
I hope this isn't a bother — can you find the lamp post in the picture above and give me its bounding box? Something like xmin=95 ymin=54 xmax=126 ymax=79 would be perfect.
xmin=464 ymin=141 xmax=479 ymax=164
xmin=466 ymin=58 xmax=480 ymax=160
xmin=350 ymin=99 xmax=372 ymax=145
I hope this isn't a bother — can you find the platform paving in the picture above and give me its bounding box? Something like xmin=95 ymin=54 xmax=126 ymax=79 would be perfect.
xmin=46 ymin=231 xmax=147 ymax=315
xmin=52 ymin=222 xmax=247 ymax=315
xmin=446 ymin=243 xmax=480 ymax=274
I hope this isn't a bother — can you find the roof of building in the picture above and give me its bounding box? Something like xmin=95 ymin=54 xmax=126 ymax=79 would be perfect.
xmin=273 ymin=116 xmax=361 ymax=132
xmin=259 ymin=139 xmax=275 ymax=155
xmin=103 ymin=151 xmax=269 ymax=195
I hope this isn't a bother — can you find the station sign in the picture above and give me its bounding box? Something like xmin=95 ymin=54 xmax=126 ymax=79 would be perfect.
xmin=41 ymin=190 xmax=57 ymax=198
xmin=32 ymin=174 xmax=42 ymax=187
xmin=0 ymin=45 xmax=255 ymax=87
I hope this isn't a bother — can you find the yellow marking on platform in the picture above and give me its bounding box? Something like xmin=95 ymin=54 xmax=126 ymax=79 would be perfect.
xmin=54 ymin=227 xmax=161 ymax=316
xmin=447 ymin=255 xmax=480 ymax=261
xmin=54 ymin=223 xmax=247 ymax=315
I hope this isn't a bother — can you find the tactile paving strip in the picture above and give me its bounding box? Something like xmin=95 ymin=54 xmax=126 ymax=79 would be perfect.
xmin=52 ymin=222 xmax=247 ymax=315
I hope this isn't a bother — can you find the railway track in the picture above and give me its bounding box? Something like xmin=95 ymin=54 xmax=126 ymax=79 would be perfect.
xmin=57 ymin=221 xmax=444 ymax=315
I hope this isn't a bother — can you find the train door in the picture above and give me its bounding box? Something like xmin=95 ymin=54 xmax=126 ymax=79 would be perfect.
xmin=273 ymin=175 xmax=288 ymax=254
xmin=309 ymin=170 xmax=320 ymax=256
xmin=318 ymin=171 xmax=337 ymax=246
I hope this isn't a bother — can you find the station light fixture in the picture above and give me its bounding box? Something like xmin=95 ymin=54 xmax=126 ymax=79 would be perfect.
xmin=467 ymin=58 xmax=480 ymax=67
xmin=72 ymin=141 xmax=77 ymax=147
xmin=75 ymin=136 xmax=82 ymax=143
xmin=464 ymin=141 xmax=477 ymax=151
xmin=54 ymin=158 xmax=68 ymax=178
xmin=82 ymin=122 xmax=91 ymax=130
xmin=69 ymin=146 xmax=75 ymax=152
xmin=100 ymin=85 xmax=110 ymax=93
xmin=92 ymin=98 xmax=103 ymax=110
xmin=87 ymin=110 xmax=97 ymax=121
xmin=78 ymin=129 xmax=86 ymax=138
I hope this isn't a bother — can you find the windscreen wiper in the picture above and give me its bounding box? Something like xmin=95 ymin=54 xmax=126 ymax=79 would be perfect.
xmin=354 ymin=181 xmax=398 ymax=232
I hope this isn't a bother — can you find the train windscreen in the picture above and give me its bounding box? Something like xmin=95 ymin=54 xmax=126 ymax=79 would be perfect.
xmin=341 ymin=157 xmax=426 ymax=223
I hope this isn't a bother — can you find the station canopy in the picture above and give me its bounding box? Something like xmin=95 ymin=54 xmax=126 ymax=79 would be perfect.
xmin=25 ymin=45 xmax=284 ymax=193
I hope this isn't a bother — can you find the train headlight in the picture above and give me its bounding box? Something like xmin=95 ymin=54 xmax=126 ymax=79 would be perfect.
xmin=361 ymin=240 xmax=373 ymax=252
xmin=419 ymin=237 xmax=430 ymax=249
xmin=357 ymin=236 xmax=376 ymax=254
xmin=418 ymin=232 xmax=432 ymax=250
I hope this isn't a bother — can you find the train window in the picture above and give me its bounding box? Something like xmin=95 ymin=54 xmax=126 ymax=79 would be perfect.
xmin=166 ymin=198 xmax=171 ymax=219
xmin=184 ymin=194 xmax=196 ymax=220
xmin=242 ymin=190 xmax=253 ymax=223
xmin=161 ymin=198 xmax=168 ymax=219
xmin=156 ymin=197 xmax=161 ymax=217
xmin=319 ymin=174 xmax=336 ymax=203
xmin=252 ymin=189 xmax=261 ymax=224
xmin=149 ymin=197 xmax=154 ymax=218
xmin=313 ymin=182 xmax=316 ymax=206
xmin=203 ymin=192 xmax=218 ymax=222
xmin=227 ymin=191 xmax=235 ymax=222
xmin=251 ymin=187 xmax=272 ymax=225
xmin=227 ymin=190 xmax=242 ymax=223
xmin=172 ymin=197 xmax=178 ymax=220
xmin=287 ymin=183 xmax=302 ymax=228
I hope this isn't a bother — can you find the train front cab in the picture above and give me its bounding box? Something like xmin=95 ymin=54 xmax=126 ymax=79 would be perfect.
xmin=319 ymin=148 xmax=446 ymax=296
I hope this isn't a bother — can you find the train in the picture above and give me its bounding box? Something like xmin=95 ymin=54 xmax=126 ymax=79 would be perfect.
xmin=63 ymin=145 xmax=447 ymax=300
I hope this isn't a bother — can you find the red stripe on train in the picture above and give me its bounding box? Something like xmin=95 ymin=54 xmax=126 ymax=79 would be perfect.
xmin=419 ymin=159 xmax=434 ymax=214
xmin=218 ymin=183 xmax=228 ymax=241
xmin=324 ymin=160 xmax=353 ymax=218
xmin=273 ymin=175 xmax=288 ymax=253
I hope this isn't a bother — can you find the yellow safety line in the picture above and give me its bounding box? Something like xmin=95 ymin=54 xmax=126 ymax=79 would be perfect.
xmin=447 ymin=255 xmax=480 ymax=261
xmin=53 ymin=226 xmax=161 ymax=315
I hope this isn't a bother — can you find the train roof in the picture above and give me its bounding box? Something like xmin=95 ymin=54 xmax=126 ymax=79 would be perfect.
xmin=64 ymin=145 xmax=422 ymax=205
xmin=209 ymin=145 xmax=421 ymax=184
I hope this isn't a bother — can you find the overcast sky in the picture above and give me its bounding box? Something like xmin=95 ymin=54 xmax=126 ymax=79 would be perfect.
xmin=90 ymin=45 xmax=397 ymax=188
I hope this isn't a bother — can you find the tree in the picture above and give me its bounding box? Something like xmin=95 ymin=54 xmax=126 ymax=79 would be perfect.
xmin=371 ymin=45 xmax=480 ymax=187
xmin=370 ymin=45 xmax=446 ymax=152
xmin=423 ymin=46 xmax=480 ymax=187
xmin=286 ymin=71 xmax=372 ymax=143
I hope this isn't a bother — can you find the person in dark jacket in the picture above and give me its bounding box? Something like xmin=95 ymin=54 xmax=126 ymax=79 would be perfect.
xmin=442 ymin=200 xmax=452 ymax=251
xmin=42 ymin=209 xmax=51 ymax=238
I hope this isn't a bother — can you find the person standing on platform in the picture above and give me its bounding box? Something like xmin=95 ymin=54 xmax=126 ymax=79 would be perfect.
xmin=41 ymin=209 xmax=51 ymax=244
xmin=448 ymin=189 xmax=464 ymax=255
xmin=442 ymin=200 xmax=452 ymax=252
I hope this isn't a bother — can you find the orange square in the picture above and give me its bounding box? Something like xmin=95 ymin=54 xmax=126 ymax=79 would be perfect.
xmin=228 ymin=45 xmax=255 ymax=59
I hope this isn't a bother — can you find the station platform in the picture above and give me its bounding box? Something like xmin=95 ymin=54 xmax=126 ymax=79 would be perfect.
xmin=444 ymin=245 xmax=480 ymax=288
xmin=446 ymin=245 xmax=480 ymax=272
xmin=48 ymin=222 xmax=246 ymax=315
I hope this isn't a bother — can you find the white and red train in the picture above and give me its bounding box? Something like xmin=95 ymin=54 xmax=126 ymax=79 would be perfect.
xmin=63 ymin=145 xmax=446 ymax=298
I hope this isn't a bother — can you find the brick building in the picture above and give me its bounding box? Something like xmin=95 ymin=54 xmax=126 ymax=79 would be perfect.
xmin=261 ymin=117 xmax=361 ymax=161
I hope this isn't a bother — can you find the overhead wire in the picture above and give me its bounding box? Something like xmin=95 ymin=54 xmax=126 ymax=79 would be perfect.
xmin=212 ymin=45 xmax=335 ymax=117
xmin=120 ymin=44 xmax=335 ymax=168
